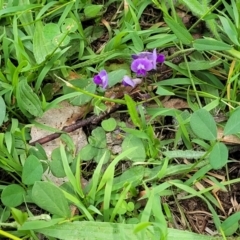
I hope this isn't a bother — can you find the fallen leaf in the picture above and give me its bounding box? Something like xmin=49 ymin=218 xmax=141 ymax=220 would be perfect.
xmin=162 ymin=98 xmax=189 ymax=109
xmin=217 ymin=127 xmax=240 ymax=145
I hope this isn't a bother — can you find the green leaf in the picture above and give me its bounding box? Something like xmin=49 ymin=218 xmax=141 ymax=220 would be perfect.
xmin=156 ymin=86 xmax=174 ymax=96
xmin=52 ymin=33 xmax=70 ymax=47
xmin=122 ymin=135 xmax=146 ymax=162
xmin=131 ymin=31 xmax=144 ymax=52
xmin=1 ymin=184 xmax=25 ymax=207
xmin=146 ymin=34 xmax=177 ymax=49
xmin=209 ymin=142 xmax=228 ymax=169
xmin=219 ymin=16 xmax=240 ymax=46
xmin=84 ymin=5 xmax=103 ymax=18
xmin=11 ymin=208 xmax=28 ymax=225
xmin=0 ymin=96 xmax=6 ymax=126
xmin=164 ymin=17 xmax=194 ymax=45
xmin=36 ymin=221 xmax=216 ymax=240
xmin=19 ymin=218 xmax=64 ymax=231
xmin=89 ymin=127 xmax=106 ymax=148
xmin=163 ymin=150 xmax=206 ymax=159
xmin=16 ymin=79 xmax=43 ymax=117
xmin=108 ymin=69 xmax=127 ymax=87
xmin=32 ymin=181 xmax=71 ymax=218
xmin=190 ymin=109 xmax=217 ymax=141
xmin=94 ymin=148 xmax=110 ymax=164
xmin=124 ymin=94 xmax=142 ymax=128
xmin=43 ymin=23 xmax=60 ymax=40
xmin=50 ymin=148 xmax=66 ymax=178
xmin=22 ymin=155 xmax=43 ymax=185
xmin=33 ymin=21 xmax=55 ymax=63
xmin=61 ymin=18 xmax=78 ymax=33
xmin=193 ymin=38 xmax=232 ymax=51
xmin=179 ymin=59 xmax=222 ymax=70
xmin=80 ymin=144 xmax=98 ymax=161
xmin=101 ymin=118 xmax=117 ymax=132
xmin=221 ymin=212 xmax=240 ymax=236
xmin=224 ymin=107 xmax=240 ymax=135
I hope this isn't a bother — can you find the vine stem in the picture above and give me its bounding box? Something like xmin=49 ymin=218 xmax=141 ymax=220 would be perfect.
xmin=54 ymin=74 xmax=126 ymax=105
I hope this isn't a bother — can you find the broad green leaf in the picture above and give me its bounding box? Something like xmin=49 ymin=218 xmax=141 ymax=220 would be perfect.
xmin=88 ymin=127 xmax=106 ymax=148
xmin=33 ymin=21 xmax=55 ymax=63
xmin=209 ymin=142 xmax=228 ymax=169
xmin=131 ymin=31 xmax=144 ymax=52
xmin=52 ymin=33 xmax=70 ymax=47
xmin=61 ymin=18 xmax=78 ymax=33
xmin=156 ymin=86 xmax=174 ymax=96
xmin=11 ymin=208 xmax=28 ymax=225
xmin=193 ymin=38 xmax=232 ymax=51
xmin=18 ymin=0 xmax=34 ymax=36
xmin=84 ymin=5 xmax=103 ymax=18
xmin=32 ymin=181 xmax=71 ymax=218
xmin=122 ymin=135 xmax=146 ymax=161
xmin=190 ymin=109 xmax=217 ymax=141
xmin=224 ymin=107 xmax=240 ymax=135
xmin=1 ymin=184 xmax=25 ymax=207
xmin=164 ymin=17 xmax=194 ymax=45
xmin=101 ymin=118 xmax=117 ymax=132
xmin=80 ymin=144 xmax=98 ymax=161
xmin=43 ymin=23 xmax=60 ymax=40
xmin=50 ymin=148 xmax=66 ymax=178
xmin=36 ymin=221 xmax=216 ymax=240
xmin=0 ymin=96 xmax=6 ymax=126
xmin=180 ymin=0 xmax=206 ymax=16
xmin=179 ymin=59 xmax=222 ymax=70
xmin=221 ymin=212 xmax=240 ymax=236
xmin=16 ymin=79 xmax=43 ymax=117
xmin=219 ymin=16 xmax=240 ymax=46
xmin=108 ymin=69 xmax=127 ymax=87
xmin=22 ymin=155 xmax=43 ymax=185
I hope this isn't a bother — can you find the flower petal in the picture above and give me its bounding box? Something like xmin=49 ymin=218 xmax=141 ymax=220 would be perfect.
xmin=122 ymin=76 xmax=136 ymax=87
xmin=151 ymin=48 xmax=157 ymax=69
xmin=98 ymin=69 xmax=108 ymax=78
xmin=93 ymin=69 xmax=109 ymax=89
xmin=131 ymin=58 xmax=153 ymax=76
xmin=93 ymin=75 xmax=102 ymax=84
xmin=157 ymin=54 xmax=165 ymax=63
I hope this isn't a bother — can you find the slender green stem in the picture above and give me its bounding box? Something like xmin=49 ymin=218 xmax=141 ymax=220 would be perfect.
xmin=55 ymin=75 xmax=126 ymax=105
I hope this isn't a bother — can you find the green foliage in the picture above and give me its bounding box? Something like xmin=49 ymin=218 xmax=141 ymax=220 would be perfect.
xmin=2 ymin=0 xmax=240 ymax=239
xmin=1 ymin=184 xmax=25 ymax=207
xmin=32 ymin=181 xmax=71 ymax=218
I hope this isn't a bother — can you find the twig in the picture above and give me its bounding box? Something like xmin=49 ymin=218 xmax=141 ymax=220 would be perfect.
xmin=29 ymin=105 xmax=120 ymax=146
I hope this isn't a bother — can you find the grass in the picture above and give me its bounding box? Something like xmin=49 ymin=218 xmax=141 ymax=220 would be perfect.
xmin=1 ymin=0 xmax=240 ymax=239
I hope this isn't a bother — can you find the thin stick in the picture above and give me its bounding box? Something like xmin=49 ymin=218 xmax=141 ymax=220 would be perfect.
xmin=29 ymin=105 xmax=120 ymax=146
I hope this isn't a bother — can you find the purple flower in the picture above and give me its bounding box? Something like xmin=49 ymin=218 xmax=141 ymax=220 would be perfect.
xmin=93 ymin=70 xmax=108 ymax=89
xmin=131 ymin=49 xmax=165 ymax=71
xmin=122 ymin=76 xmax=137 ymax=87
xmin=131 ymin=58 xmax=153 ymax=76
xmin=156 ymin=54 xmax=165 ymax=63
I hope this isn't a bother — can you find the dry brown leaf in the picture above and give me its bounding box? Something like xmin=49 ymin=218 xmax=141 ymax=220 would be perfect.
xmin=30 ymin=101 xmax=88 ymax=186
xmin=162 ymin=98 xmax=189 ymax=109
xmin=217 ymin=127 xmax=240 ymax=145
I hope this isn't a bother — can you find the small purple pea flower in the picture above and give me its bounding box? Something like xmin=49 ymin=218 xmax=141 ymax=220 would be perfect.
xmin=131 ymin=48 xmax=165 ymax=71
xmin=93 ymin=70 xmax=108 ymax=89
xmin=131 ymin=58 xmax=153 ymax=76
